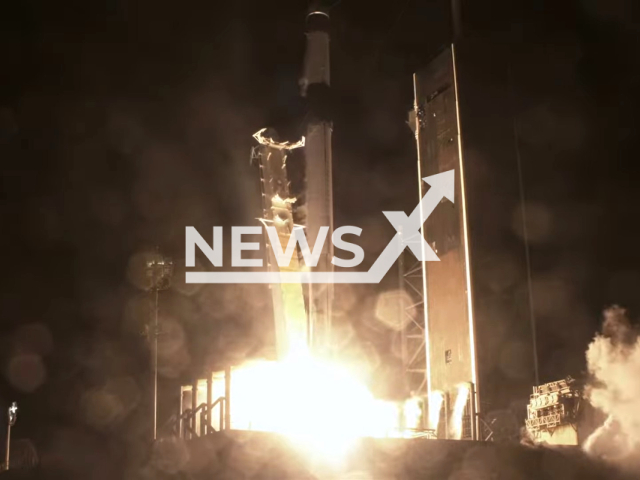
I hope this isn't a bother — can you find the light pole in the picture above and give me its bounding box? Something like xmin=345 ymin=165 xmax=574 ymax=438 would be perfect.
xmin=145 ymin=249 xmax=173 ymax=441
xmin=5 ymin=402 xmax=17 ymax=470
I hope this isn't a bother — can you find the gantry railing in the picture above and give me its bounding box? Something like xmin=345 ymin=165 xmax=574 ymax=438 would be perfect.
xmin=162 ymin=367 xmax=232 ymax=439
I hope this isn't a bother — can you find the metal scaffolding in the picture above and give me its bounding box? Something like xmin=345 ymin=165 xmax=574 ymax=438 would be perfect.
xmin=397 ymin=231 xmax=429 ymax=427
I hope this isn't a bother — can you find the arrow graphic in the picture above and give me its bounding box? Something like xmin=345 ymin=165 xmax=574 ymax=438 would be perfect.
xmin=382 ymin=169 xmax=454 ymax=262
xmin=186 ymin=169 xmax=455 ymax=284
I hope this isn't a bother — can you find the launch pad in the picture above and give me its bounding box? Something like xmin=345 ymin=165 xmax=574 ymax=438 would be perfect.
xmin=173 ymin=2 xmax=602 ymax=474
xmin=156 ymin=430 xmax=631 ymax=480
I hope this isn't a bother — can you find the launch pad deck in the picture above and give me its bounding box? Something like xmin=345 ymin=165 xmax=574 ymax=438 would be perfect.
xmin=160 ymin=430 xmax=631 ymax=480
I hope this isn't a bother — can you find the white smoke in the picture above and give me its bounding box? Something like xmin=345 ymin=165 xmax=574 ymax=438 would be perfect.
xmin=584 ymin=305 xmax=640 ymax=471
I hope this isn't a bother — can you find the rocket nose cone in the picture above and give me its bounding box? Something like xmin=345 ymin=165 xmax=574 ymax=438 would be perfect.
xmin=306 ymin=2 xmax=330 ymax=30
xmin=307 ymin=1 xmax=330 ymax=17
xmin=306 ymin=10 xmax=330 ymax=32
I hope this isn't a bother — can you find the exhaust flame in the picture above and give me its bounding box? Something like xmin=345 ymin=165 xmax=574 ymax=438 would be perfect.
xmin=205 ymin=348 xmax=422 ymax=462
xmin=428 ymin=391 xmax=444 ymax=432
xmin=450 ymin=384 xmax=470 ymax=440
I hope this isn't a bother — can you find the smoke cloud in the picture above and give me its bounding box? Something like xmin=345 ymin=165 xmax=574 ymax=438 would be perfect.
xmin=584 ymin=306 xmax=640 ymax=471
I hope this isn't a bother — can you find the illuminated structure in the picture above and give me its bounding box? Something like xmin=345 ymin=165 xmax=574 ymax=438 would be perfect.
xmin=174 ymin=6 xmax=335 ymax=436
xmin=173 ymin=5 xmax=432 ymax=440
xmin=175 ymin=4 xmax=540 ymax=447
xmin=253 ymin=128 xmax=308 ymax=358
xmin=145 ymin=250 xmax=173 ymax=440
xmin=525 ymin=377 xmax=584 ymax=445
xmin=4 ymin=402 xmax=17 ymax=470
xmin=395 ymin=234 xmax=430 ymax=431
xmin=412 ymin=45 xmax=537 ymax=440
xmin=411 ymin=46 xmax=478 ymax=440
xmin=174 ymin=128 xmax=310 ymax=437
xmin=300 ymin=5 xmax=334 ymax=353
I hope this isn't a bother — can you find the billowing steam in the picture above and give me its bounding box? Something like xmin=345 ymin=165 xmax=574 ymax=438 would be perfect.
xmin=584 ymin=306 xmax=640 ymax=471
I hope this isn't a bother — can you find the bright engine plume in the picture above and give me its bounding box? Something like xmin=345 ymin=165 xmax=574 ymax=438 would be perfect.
xmin=204 ymin=347 xmax=422 ymax=464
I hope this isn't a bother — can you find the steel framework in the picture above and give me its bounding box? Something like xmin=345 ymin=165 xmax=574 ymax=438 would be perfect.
xmin=397 ymin=230 xmax=429 ymax=427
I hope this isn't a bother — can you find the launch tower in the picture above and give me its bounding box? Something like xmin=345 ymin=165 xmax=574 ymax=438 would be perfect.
xmin=412 ymin=44 xmax=537 ymax=440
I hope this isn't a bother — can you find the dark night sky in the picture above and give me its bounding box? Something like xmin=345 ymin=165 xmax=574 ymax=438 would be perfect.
xmin=0 ymin=0 xmax=639 ymax=477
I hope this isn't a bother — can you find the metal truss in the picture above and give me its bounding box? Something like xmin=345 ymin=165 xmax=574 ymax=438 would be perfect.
xmin=396 ymin=231 xmax=428 ymax=410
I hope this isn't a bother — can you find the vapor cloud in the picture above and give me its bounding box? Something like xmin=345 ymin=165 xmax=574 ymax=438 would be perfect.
xmin=584 ymin=306 xmax=640 ymax=471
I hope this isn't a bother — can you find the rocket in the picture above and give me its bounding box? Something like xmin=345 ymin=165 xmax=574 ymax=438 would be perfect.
xmin=300 ymin=3 xmax=334 ymax=354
